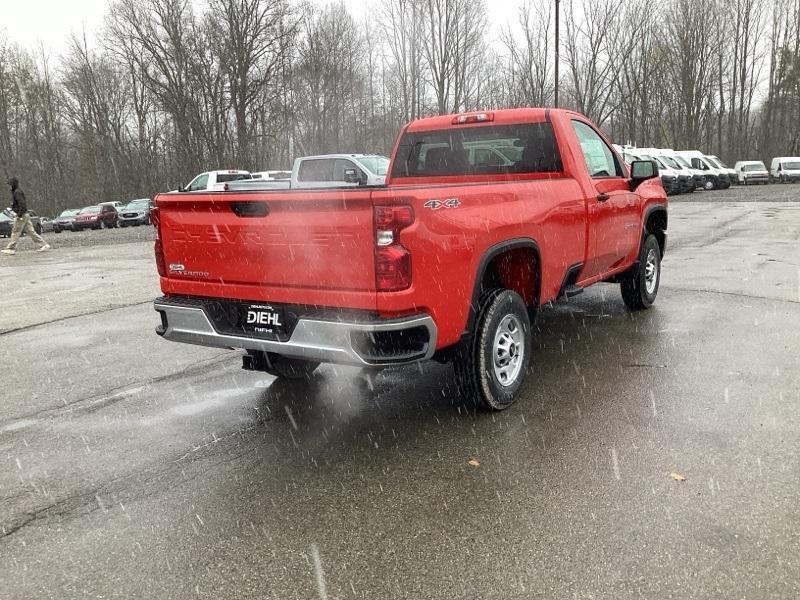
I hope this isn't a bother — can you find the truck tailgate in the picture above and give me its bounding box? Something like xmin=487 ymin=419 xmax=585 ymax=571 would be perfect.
xmin=157 ymin=190 xmax=376 ymax=298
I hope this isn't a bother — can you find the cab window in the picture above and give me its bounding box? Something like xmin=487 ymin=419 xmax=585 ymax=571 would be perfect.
xmin=333 ymin=159 xmax=363 ymax=182
xmin=298 ymin=159 xmax=334 ymax=182
xmin=187 ymin=174 xmax=208 ymax=191
xmin=571 ymin=120 xmax=623 ymax=178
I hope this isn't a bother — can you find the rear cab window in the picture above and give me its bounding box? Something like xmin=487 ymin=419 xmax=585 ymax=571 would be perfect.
xmin=216 ymin=173 xmax=252 ymax=183
xmin=390 ymin=122 xmax=562 ymax=180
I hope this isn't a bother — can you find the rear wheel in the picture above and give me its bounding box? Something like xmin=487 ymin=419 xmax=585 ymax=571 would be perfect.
xmin=621 ymin=234 xmax=661 ymax=310
xmin=454 ymin=289 xmax=532 ymax=411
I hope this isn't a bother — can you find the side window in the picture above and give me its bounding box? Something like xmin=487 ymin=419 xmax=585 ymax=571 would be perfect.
xmin=571 ymin=120 xmax=622 ymax=178
xmin=333 ymin=159 xmax=363 ymax=182
xmin=298 ymin=159 xmax=334 ymax=182
xmin=188 ymin=174 xmax=208 ymax=191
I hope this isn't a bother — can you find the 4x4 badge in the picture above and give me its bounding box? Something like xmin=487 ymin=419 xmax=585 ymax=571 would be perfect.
xmin=424 ymin=198 xmax=461 ymax=210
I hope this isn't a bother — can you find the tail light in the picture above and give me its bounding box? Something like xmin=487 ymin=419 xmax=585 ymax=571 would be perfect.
xmin=374 ymin=205 xmax=414 ymax=291
xmin=150 ymin=206 xmax=166 ymax=277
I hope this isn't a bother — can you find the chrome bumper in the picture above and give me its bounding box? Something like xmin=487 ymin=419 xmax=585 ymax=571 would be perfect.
xmin=154 ymin=298 xmax=437 ymax=366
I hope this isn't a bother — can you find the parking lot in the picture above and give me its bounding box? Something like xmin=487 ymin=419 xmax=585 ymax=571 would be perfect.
xmin=2 ymin=184 xmax=800 ymax=599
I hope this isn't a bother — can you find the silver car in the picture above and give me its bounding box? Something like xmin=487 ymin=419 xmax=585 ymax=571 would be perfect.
xmin=118 ymin=199 xmax=152 ymax=227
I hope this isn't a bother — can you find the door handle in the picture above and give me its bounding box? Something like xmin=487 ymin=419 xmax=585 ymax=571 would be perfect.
xmin=596 ymin=193 xmax=610 ymax=202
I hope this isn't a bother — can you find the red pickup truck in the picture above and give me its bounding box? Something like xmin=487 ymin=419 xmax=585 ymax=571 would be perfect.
xmin=152 ymin=108 xmax=667 ymax=410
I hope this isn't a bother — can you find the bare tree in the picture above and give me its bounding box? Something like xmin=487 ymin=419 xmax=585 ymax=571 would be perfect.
xmin=420 ymin=0 xmax=486 ymax=115
xmin=502 ymin=0 xmax=553 ymax=107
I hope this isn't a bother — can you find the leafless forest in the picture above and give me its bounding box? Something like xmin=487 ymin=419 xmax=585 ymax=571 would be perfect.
xmin=1 ymin=0 xmax=799 ymax=215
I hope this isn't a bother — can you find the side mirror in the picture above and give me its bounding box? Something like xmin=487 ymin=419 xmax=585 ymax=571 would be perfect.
xmin=343 ymin=168 xmax=364 ymax=185
xmin=629 ymin=160 xmax=658 ymax=191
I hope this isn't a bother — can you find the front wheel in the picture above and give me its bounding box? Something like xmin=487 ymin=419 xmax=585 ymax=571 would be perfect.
xmin=454 ymin=289 xmax=532 ymax=411
xmin=704 ymin=178 xmax=715 ymax=190
xmin=621 ymin=234 xmax=661 ymax=310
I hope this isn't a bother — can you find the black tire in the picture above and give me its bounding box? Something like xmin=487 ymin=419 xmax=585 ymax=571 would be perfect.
xmin=265 ymin=354 xmax=319 ymax=380
xmin=34 ymin=224 xmax=42 ymax=235
xmin=621 ymin=234 xmax=661 ymax=310
xmin=453 ymin=289 xmax=532 ymax=411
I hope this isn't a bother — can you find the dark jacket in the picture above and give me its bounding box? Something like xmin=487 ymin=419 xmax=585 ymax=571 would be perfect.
xmin=11 ymin=188 xmax=27 ymax=217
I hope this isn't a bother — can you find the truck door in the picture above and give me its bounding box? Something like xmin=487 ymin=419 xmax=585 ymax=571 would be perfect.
xmin=570 ymin=120 xmax=639 ymax=278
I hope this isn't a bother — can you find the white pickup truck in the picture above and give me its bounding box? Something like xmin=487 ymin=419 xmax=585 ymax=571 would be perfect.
xmin=180 ymin=170 xmax=253 ymax=192
xmin=224 ymin=154 xmax=390 ymax=191
xmin=179 ymin=156 xmax=390 ymax=194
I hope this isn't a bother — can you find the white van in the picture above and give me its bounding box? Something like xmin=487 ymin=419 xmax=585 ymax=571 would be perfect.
xmin=733 ymin=161 xmax=769 ymax=185
xmin=657 ymin=150 xmax=706 ymax=190
xmin=618 ymin=147 xmax=680 ymax=195
xmin=676 ymin=151 xmax=730 ymax=190
xmin=706 ymin=156 xmax=737 ymax=185
xmin=639 ymin=148 xmax=695 ymax=193
xmin=770 ymin=157 xmax=800 ymax=183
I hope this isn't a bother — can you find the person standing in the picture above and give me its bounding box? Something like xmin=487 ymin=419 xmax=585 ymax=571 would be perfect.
xmin=2 ymin=177 xmax=50 ymax=255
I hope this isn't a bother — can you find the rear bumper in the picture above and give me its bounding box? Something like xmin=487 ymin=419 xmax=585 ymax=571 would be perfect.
xmin=154 ymin=296 xmax=437 ymax=366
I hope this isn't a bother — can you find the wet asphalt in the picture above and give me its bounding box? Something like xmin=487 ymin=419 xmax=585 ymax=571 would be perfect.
xmin=2 ymin=185 xmax=800 ymax=599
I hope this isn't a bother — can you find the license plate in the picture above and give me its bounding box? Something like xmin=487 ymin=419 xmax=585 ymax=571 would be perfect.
xmin=240 ymin=303 xmax=285 ymax=337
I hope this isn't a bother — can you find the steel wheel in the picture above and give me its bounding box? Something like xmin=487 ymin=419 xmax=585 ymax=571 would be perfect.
xmin=644 ymin=248 xmax=658 ymax=295
xmin=492 ymin=314 xmax=524 ymax=387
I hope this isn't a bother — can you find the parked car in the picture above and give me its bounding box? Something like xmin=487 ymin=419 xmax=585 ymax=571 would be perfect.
xmin=770 ymin=157 xmax=800 ymax=183
xmin=39 ymin=217 xmax=55 ymax=233
xmin=0 ymin=210 xmax=12 ymax=237
xmin=734 ymin=161 xmax=769 ymax=185
xmin=73 ymin=204 xmax=118 ymax=230
xmin=0 ymin=209 xmax=43 ymax=237
xmin=152 ymin=108 xmax=667 ymax=411
xmin=180 ymin=170 xmax=253 ymax=192
xmin=53 ymin=209 xmax=80 ymax=233
xmin=118 ymin=199 xmax=152 ymax=227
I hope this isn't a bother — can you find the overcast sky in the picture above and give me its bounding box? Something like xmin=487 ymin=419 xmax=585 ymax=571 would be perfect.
xmin=0 ymin=0 xmax=524 ymax=58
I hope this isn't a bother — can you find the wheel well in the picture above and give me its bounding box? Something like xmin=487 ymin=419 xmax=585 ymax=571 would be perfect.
xmin=481 ymin=246 xmax=540 ymax=308
xmin=645 ymin=209 xmax=667 ymax=256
